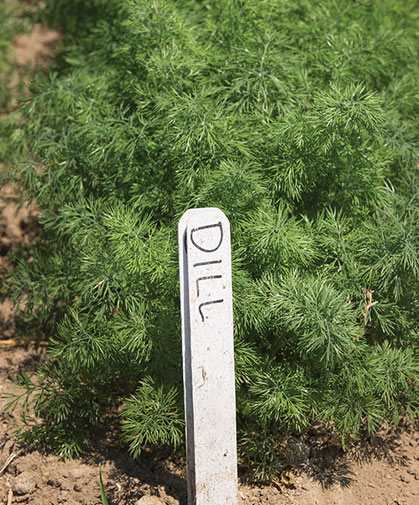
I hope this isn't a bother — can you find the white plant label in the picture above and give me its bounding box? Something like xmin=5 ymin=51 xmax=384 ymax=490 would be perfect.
xmin=178 ymin=208 xmax=238 ymax=505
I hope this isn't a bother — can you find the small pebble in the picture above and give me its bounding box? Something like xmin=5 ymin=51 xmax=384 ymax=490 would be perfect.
xmin=47 ymin=477 xmax=62 ymax=488
xmin=13 ymin=471 xmax=35 ymax=495
xmin=135 ymin=496 xmax=168 ymax=505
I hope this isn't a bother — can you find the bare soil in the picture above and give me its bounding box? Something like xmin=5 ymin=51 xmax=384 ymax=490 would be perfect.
xmin=0 ymin=345 xmax=418 ymax=505
xmin=1 ymin=9 xmax=418 ymax=505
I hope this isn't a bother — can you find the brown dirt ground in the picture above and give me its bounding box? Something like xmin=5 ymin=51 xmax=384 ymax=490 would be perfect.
xmin=1 ymin=7 xmax=418 ymax=505
xmin=0 ymin=346 xmax=418 ymax=505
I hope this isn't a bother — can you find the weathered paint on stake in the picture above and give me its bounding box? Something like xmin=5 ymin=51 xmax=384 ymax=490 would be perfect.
xmin=178 ymin=208 xmax=238 ymax=505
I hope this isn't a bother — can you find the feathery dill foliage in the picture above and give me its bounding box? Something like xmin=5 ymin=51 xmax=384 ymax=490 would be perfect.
xmin=3 ymin=0 xmax=418 ymax=474
xmin=0 ymin=1 xmax=33 ymax=163
xmin=0 ymin=2 xmax=16 ymax=114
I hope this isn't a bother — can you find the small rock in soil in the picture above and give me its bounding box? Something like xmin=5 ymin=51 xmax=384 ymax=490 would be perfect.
xmin=47 ymin=476 xmax=62 ymax=487
xmin=287 ymin=437 xmax=311 ymax=465
xmin=13 ymin=471 xmax=36 ymax=495
xmin=135 ymin=496 xmax=168 ymax=505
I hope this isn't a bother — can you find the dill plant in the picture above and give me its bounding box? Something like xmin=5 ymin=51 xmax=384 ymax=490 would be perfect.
xmin=0 ymin=2 xmax=15 ymax=114
xmin=0 ymin=1 xmax=33 ymax=163
xmin=3 ymin=0 xmax=418 ymax=475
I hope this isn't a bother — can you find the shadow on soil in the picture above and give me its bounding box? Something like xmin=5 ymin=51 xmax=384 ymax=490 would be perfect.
xmin=84 ymin=423 xmax=188 ymax=505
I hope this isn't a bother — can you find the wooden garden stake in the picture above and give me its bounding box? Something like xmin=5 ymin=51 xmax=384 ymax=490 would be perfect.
xmin=178 ymin=208 xmax=238 ymax=505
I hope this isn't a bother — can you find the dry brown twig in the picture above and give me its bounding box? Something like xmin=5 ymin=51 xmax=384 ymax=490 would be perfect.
xmin=362 ymin=288 xmax=378 ymax=328
xmin=0 ymin=452 xmax=19 ymax=476
xmin=0 ymin=339 xmax=48 ymax=347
